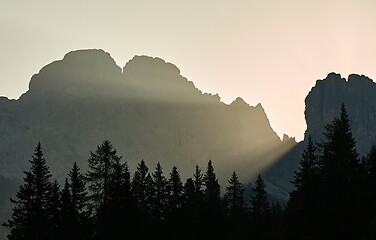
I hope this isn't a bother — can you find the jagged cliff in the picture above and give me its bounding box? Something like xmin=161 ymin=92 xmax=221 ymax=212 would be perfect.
xmin=0 ymin=49 xmax=293 ymax=193
xmin=305 ymin=72 xmax=376 ymax=155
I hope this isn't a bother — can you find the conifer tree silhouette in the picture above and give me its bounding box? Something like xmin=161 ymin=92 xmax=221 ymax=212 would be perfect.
xmin=250 ymin=174 xmax=270 ymax=240
xmin=3 ymin=142 xmax=53 ymax=240
xmin=225 ymin=171 xmax=245 ymax=239
xmin=318 ymin=104 xmax=364 ymax=239
xmin=286 ymin=136 xmax=320 ymax=240
xmin=68 ymin=162 xmax=89 ymax=240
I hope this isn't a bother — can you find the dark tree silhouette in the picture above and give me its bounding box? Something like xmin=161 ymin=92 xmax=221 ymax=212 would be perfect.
xmin=131 ymin=159 xmax=150 ymax=211
xmin=203 ymin=160 xmax=221 ymax=206
xmin=69 ymin=162 xmax=88 ymax=218
xmin=251 ymin=174 xmax=270 ymax=218
xmin=225 ymin=171 xmax=246 ymax=239
xmin=203 ymin=160 xmax=223 ymax=239
xmin=59 ymin=179 xmax=74 ymax=240
xmin=47 ymin=180 xmax=61 ymax=240
xmin=250 ymin=174 xmax=270 ymax=240
xmin=86 ymin=140 xmax=123 ymax=240
xmin=226 ymin=171 xmax=244 ymax=212
xmin=193 ymin=165 xmax=204 ymax=203
xmin=150 ymin=162 xmax=169 ymax=221
xmin=166 ymin=166 xmax=183 ymax=238
xmin=285 ymin=136 xmax=320 ymax=240
xmin=317 ymin=104 xmax=365 ymax=239
xmin=362 ymin=145 xmax=376 ymax=238
xmin=86 ymin=140 xmax=121 ymax=209
xmin=168 ymin=166 xmax=183 ymax=210
xmin=68 ymin=162 xmax=89 ymax=240
xmin=3 ymin=142 xmax=53 ymax=240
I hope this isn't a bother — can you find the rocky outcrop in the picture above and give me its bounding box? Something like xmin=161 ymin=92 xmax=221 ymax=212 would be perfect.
xmin=0 ymin=49 xmax=294 ymax=197
xmin=305 ymin=72 xmax=376 ymax=155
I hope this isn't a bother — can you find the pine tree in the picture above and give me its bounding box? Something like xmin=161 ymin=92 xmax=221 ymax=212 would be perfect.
xmin=69 ymin=162 xmax=87 ymax=218
xmin=86 ymin=140 xmax=121 ymax=209
xmin=362 ymin=145 xmax=376 ymax=238
xmin=193 ymin=165 xmax=204 ymax=203
xmin=131 ymin=159 xmax=150 ymax=211
xmin=285 ymin=135 xmax=320 ymax=240
xmin=166 ymin=166 xmax=183 ymax=238
xmin=364 ymin=145 xmax=376 ymax=189
xmin=203 ymin=160 xmax=221 ymax=205
xmin=225 ymin=171 xmax=245 ymax=239
xmin=292 ymin=136 xmax=319 ymax=191
xmin=250 ymin=174 xmax=270 ymax=240
xmin=182 ymin=178 xmax=195 ymax=209
xmin=168 ymin=166 xmax=183 ymax=210
xmin=68 ymin=162 xmax=89 ymax=240
xmin=60 ymin=179 xmax=74 ymax=240
xmin=203 ymin=160 xmax=223 ymax=239
xmin=226 ymin=171 xmax=244 ymax=212
xmin=97 ymin=157 xmax=133 ymax=240
xmin=318 ymin=104 xmax=364 ymax=239
xmin=150 ymin=162 xmax=169 ymax=221
xmin=3 ymin=142 xmax=53 ymax=240
xmin=48 ymin=180 xmax=61 ymax=240
xmin=251 ymin=174 xmax=270 ymax=218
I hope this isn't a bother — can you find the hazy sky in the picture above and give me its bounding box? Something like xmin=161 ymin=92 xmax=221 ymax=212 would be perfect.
xmin=2 ymin=0 xmax=376 ymax=141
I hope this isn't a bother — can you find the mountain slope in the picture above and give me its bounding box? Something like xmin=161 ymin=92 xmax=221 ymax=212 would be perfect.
xmin=0 ymin=49 xmax=294 ymax=194
xmin=305 ymin=72 xmax=376 ymax=155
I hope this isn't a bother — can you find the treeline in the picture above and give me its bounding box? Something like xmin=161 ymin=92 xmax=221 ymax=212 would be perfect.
xmin=284 ymin=104 xmax=376 ymax=240
xmin=3 ymin=104 xmax=376 ymax=240
xmin=2 ymin=142 xmax=279 ymax=240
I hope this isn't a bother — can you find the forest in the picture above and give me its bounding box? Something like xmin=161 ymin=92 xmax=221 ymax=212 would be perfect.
xmin=3 ymin=104 xmax=376 ymax=240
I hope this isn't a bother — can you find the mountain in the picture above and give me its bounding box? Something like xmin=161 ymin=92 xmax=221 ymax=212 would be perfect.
xmin=0 ymin=49 xmax=294 ymax=200
xmin=264 ymin=72 xmax=376 ymax=200
xmin=305 ymin=72 xmax=376 ymax=155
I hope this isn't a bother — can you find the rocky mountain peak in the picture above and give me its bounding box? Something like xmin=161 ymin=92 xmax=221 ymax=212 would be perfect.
xmin=305 ymin=73 xmax=376 ymax=155
xmin=20 ymin=49 xmax=123 ymax=101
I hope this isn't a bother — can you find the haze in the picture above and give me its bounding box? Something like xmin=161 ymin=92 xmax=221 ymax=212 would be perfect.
xmin=2 ymin=0 xmax=376 ymax=141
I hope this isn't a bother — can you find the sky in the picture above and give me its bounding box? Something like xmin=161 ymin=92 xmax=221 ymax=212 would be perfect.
xmin=1 ymin=0 xmax=376 ymax=141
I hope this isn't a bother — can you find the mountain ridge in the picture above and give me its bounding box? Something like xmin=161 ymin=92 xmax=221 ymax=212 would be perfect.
xmin=0 ymin=49 xmax=293 ymax=197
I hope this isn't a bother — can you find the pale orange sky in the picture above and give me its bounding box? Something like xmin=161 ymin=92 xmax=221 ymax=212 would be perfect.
xmin=1 ymin=0 xmax=376 ymax=141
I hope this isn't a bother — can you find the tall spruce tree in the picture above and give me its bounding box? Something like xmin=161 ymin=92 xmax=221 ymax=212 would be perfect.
xmin=225 ymin=171 xmax=245 ymax=239
xmin=59 ymin=179 xmax=74 ymax=240
xmin=99 ymin=157 xmax=133 ymax=240
xmin=131 ymin=159 xmax=150 ymax=211
xmin=69 ymin=162 xmax=87 ymax=218
xmin=193 ymin=165 xmax=204 ymax=203
xmin=251 ymin=174 xmax=270 ymax=218
xmin=226 ymin=171 xmax=244 ymax=212
xmin=3 ymin=142 xmax=53 ymax=240
xmin=86 ymin=140 xmax=123 ymax=240
xmin=150 ymin=163 xmax=169 ymax=221
xmin=203 ymin=160 xmax=221 ymax=205
xmin=286 ymin=135 xmax=320 ymax=240
xmin=182 ymin=178 xmax=195 ymax=208
xmin=86 ymin=140 xmax=121 ymax=209
xmin=203 ymin=160 xmax=223 ymax=239
xmin=166 ymin=166 xmax=183 ymax=238
xmin=68 ymin=162 xmax=89 ymax=240
xmin=48 ymin=180 xmax=61 ymax=240
xmin=168 ymin=166 xmax=183 ymax=210
xmin=317 ymin=104 xmax=364 ymax=239
xmin=250 ymin=174 xmax=270 ymax=240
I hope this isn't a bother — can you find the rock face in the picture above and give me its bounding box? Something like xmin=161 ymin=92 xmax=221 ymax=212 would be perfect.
xmin=305 ymin=72 xmax=376 ymax=155
xmin=0 ymin=49 xmax=294 ymax=198
xmin=263 ymin=73 xmax=376 ymax=199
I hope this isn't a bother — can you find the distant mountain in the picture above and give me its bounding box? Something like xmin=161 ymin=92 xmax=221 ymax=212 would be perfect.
xmin=0 ymin=49 xmax=294 ymax=202
xmin=305 ymin=72 xmax=376 ymax=155
xmin=265 ymin=73 xmax=376 ymax=199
